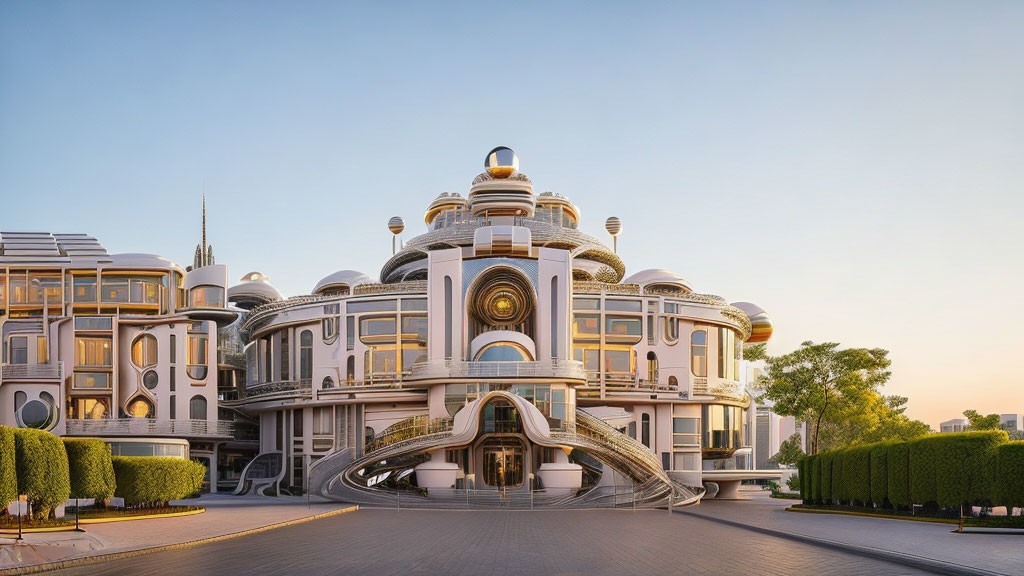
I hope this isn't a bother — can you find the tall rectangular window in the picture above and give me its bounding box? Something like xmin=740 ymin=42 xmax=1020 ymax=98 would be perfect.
xmin=36 ymin=336 xmax=48 ymax=364
xmin=299 ymin=330 xmax=313 ymax=384
xmin=9 ymin=337 xmax=28 ymax=364
xmin=169 ymin=334 xmax=177 ymax=364
xmin=346 ymin=316 xmax=355 ymax=351
xmin=690 ymin=330 xmax=707 ymax=377
xmin=280 ymin=330 xmax=290 ymax=380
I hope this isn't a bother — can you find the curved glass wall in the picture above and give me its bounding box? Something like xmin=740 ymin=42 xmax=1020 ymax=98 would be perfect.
xmin=701 ymin=404 xmax=747 ymax=458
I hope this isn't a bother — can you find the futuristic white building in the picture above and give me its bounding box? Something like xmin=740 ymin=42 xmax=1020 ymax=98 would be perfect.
xmin=1 ymin=147 xmax=775 ymax=506
xmin=220 ymin=147 xmax=776 ymax=506
xmin=0 ymin=230 xmax=238 ymax=490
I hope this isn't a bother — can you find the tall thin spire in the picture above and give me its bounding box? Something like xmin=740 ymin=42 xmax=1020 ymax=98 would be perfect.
xmin=201 ymin=180 xmax=207 ymax=257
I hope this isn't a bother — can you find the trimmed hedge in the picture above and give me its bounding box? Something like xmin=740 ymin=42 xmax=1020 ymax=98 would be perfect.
xmin=934 ymin=431 xmax=1005 ymax=509
xmin=887 ymin=442 xmax=910 ymax=508
xmin=63 ymin=438 xmax=116 ymax=501
xmin=909 ymin=436 xmax=938 ymax=506
xmin=112 ymin=457 xmax=205 ymax=507
xmin=995 ymin=442 xmax=1024 ymax=508
xmin=13 ymin=428 xmax=70 ymax=519
xmin=869 ymin=443 xmax=889 ymax=506
xmin=801 ymin=431 xmax=1015 ymax=511
xmin=797 ymin=458 xmax=808 ymax=501
xmin=0 ymin=427 xmax=16 ymax=510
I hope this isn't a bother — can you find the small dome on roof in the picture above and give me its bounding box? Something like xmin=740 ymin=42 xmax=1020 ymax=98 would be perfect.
xmin=240 ymin=271 xmax=270 ymax=282
xmin=228 ymin=279 xmax=283 ymax=308
xmin=424 ymin=193 xmax=468 ymax=225
xmin=731 ymin=302 xmax=774 ymax=344
xmin=313 ymin=270 xmax=372 ymax=296
xmin=623 ymin=269 xmax=693 ymax=294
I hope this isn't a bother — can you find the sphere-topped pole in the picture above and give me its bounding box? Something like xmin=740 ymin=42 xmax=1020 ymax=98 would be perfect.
xmin=388 ymin=216 xmax=405 ymax=255
xmin=605 ymin=216 xmax=623 ymax=253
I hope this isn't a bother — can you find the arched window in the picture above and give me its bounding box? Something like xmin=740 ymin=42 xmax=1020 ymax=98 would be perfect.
xmin=646 ymin=351 xmax=658 ymax=383
xmin=322 ymin=376 xmax=334 ymax=389
xmin=127 ymin=396 xmax=153 ymax=418
xmin=346 ymin=355 xmax=356 ymax=384
xmin=131 ymin=334 xmax=158 ymax=368
xmin=641 ymin=413 xmax=651 ymax=448
xmin=299 ymin=330 xmax=313 ymax=384
xmin=668 ymin=375 xmax=678 ymax=389
xmin=190 ymin=395 xmax=207 ymax=420
xmin=475 ymin=342 xmax=531 ymax=362
xmin=690 ymin=330 xmax=707 ymax=377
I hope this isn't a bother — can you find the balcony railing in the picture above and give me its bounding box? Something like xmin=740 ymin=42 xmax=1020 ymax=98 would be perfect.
xmin=1 ymin=362 xmax=64 ymax=381
xmin=65 ymin=418 xmax=233 ymax=439
xmin=406 ymin=359 xmax=588 ymax=381
xmin=691 ymin=378 xmax=747 ymax=401
xmin=243 ymin=380 xmax=313 ymax=400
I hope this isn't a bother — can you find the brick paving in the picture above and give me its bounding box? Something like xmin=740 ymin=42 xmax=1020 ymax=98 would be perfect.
xmin=0 ymin=494 xmax=353 ymax=572
xmin=48 ymin=507 xmax=935 ymax=576
xmin=687 ymin=492 xmax=1024 ymax=576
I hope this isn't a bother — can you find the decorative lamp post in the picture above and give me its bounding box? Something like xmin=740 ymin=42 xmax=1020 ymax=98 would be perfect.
xmin=388 ymin=216 xmax=405 ymax=255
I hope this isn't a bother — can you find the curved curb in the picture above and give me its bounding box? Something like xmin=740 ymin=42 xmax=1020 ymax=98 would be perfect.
xmin=0 ymin=508 xmax=206 ymax=535
xmin=0 ymin=504 xmax=358 ymax=576
xmin=682 ymin=510 xmax=1008 ymax=576
xmin=786 ymin=505 xmax=959 ymax=525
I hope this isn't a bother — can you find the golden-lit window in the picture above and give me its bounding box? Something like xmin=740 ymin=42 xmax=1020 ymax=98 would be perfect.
xmin=691 ymin=330 xmax=707 ymax=377
xmin=127 ymin=397 xmax=153 ymax=418
xmin=572 ymin=315 xmax=600 ymax=338
xmin=75 ymin=337 xmax=112 ymax=367
xmin=131 ymin=334 xmax=158 ymax=368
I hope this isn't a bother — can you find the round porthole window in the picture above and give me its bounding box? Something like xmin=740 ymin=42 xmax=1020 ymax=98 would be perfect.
xmin=17 ymin=399 xmax=54 ymax=430
xmin=143 ymin=369 xmax=159 ymax=390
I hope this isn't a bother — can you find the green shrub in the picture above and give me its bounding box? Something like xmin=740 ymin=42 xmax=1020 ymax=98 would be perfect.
xmin=112 ymin=457 xmax=205 ymax=507
xmin=797 ymin=458 xmax=808 ymax=501
xmin=935 ymin=430 xmax=1005 ymax=509
xmin=13 ymin=428 xmax=70 ymax=519
xmin=811 ymin=456 xmax=822 ymax=503
xmin=995 ymin=442 xmax=1024 ymax=509
xmin=820 ymin=453 xmax=833 ymax=503
xmin=870 ymin=443 xmax=889 ymax=506
xmin=887 ymin=442 xmax=910 ymax=508
xmin=0 ymin=427 xmax=16 ymax=510
xmin=909 ymin=436 xmax=938 ymax=506
xmin=63 ymin=439 xmax=116 ymax=501
xmin=846 ymin=444 xmax=872 ymax=506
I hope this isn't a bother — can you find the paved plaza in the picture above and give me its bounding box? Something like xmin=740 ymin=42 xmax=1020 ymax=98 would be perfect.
xmin=46 ymin=507 xmax=938 ymax=576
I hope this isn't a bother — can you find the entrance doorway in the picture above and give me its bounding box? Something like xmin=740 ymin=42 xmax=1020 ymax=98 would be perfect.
xmin=481 ymin=438 xmax=525 ymax=489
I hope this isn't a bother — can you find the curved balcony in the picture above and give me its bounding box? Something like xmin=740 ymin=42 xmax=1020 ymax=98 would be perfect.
xmin=241 ymin=380 xmax=313 ymax=401
xmin=691 ymin=378 xmax=749 ymax=402
xmin=405 ymin=359 xmax=587 ymax=383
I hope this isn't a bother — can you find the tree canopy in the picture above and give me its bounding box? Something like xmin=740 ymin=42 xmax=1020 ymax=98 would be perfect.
xmin=963 ymin=410 xmax=1002 ymax=431
xmin=755 ymin=341 xmax=930 ymax=454
xmin=770 ymin=433 xmax=804 ymax=466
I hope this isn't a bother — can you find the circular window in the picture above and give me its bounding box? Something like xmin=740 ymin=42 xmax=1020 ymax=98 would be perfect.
xmin=143 ymin=370 xmax=159 ymax=390
xmin=469 ymin=267 xmax=534 ymax=326
xmin=18 ymin=399 xmax=53 ymax=429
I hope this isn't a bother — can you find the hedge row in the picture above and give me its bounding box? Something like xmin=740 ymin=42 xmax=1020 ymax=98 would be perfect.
xmin=0 ymin=427 xmax=16 ymax=510
xmin=13 ymin=428 xmax=71 ymax=519
xmin=63 ymin=438 xmax=116 ymax=501
xmin=801 ymin=431 xmax=1020 ymax=510
xmin=112 ymin=456 xmax=205 ymax=507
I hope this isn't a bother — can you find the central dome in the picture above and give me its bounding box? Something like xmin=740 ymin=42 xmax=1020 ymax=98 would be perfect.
xmin=485 ymin=146 xmax=519 ymax=178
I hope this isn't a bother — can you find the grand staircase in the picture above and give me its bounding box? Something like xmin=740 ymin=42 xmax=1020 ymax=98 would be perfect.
xmin=307 ymin=407 xmax=704 ymax=509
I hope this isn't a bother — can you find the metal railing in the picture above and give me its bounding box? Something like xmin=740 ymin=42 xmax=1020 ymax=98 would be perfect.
xmin=65 ymin=418 xmax=234 ymax=438
xmin=691 ymin=378 xmax=747 ymax=400
xmin=406 ymin=359 xmax=587 ymax=381
xmin=1 ymin=362 xmax=63 ymax=381
xmin=243 ymin=380 xmax=312 ymax=399
xmin=366 ymin=415 xmax=454 ymax=455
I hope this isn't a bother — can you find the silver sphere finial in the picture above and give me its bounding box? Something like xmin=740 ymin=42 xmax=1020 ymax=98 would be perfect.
xmin=605 ymin=216 xmax=622 ymax=253
xmin=484 ymin=146 xmax=519 ymax=178
xmin=387 ymin=216 xmax=405 ymax=235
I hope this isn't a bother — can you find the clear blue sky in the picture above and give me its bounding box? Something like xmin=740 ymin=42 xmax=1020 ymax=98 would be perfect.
xmin=2 ymin=1 xmax=1023 ymax=428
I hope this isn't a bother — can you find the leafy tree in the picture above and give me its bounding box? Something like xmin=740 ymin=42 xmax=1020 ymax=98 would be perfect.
xmin=770 ymin=433 xmax=804 ymax=466
xmin=756 ymin=341 xmax=892 ymax=455
xmin=963 ymin=410 xmax=1001 ymax=431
